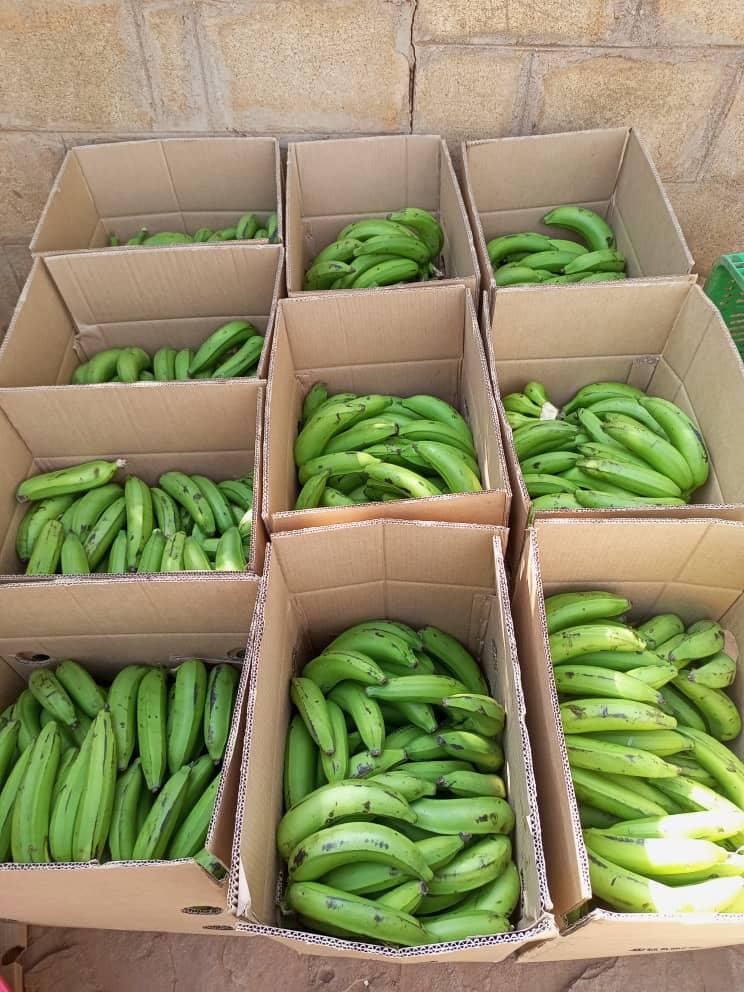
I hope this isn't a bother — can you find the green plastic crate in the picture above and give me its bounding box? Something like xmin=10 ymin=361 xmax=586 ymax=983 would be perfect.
xmin=705 ymin=252 xmax=744 ymax=358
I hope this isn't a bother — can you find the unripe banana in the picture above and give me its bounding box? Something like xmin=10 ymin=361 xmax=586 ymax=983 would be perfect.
xmin=683 ymin=653 xmax=736 ymax=689
xmin=303 ymin=650 xmax=387 ymax=694
xmin=608 ymin=809 xmax=744 ymax=842
xmin=564 ymin=734 xmax=679 ymax=779
xmin=133 ymin=764 xmax=192 ymax=860
xmin=284 ymin=714 xmax=317 ymax=810
xmin=276 ymin=780 xmax=415 ymax=860
xmin=28 ymin=668 xmax=78 ymax=728
xmin=288 ymin=821 xmax=434 ymax=882
xmin=549 ymin=623 xmax=646 ymax=664
xmin=545 ymin=591 xmax=630 ymax=635
xmin=72 ymin=708 xmax=117 ymax=861
xmin=328 ymin=681 xmax=385 ymax=756
xmin=0 ymin=743 xmax=35 ymax=861
xmin=56 ymin=660 xmax=106 ymax=718
xmin=370 ymin=770 xmax=436 ymax=801
xmin=658 ymin=684 xmax=706 ymax=731
xmin=571 ymin=766 xmax=668 ymax=820
xmin=554 ymin=665 xmax=663 ymax=707
xmin=17 ymin=460 xmax=125 ymax=503
xmin=204 ymin=663 xmax=239 ymax=763
xmin=167 ymin=771 xmax=221 ymax=860
xmin=435 ymin=730 xmax=503 ymax=772
xmin=320 ymin=701 xmax=349 ymax=783
xmin=410 ymin=796 xmax=515 ymax=836
xmin=672 ymin=677 xmax=741 ymax=741
xmin=14 ymin=689 xmax=41 ymax=751
xmin=158 ymin=472 xmax=215 ymax=535
xmin=16 ymin=494 xmax=76 ymax=562
xmin=667 ymin=621 xmax=724 ymax=665
xmin=167 ymin=659 xmax=208 ymax=773
xmin=82 ymin=496 xmax=127 ymax=568
xmin=440 ymin=693 xmax=505 ymax=736
xmin=11 ymin=722 xmax=61 ymax=863
xmin=109 ymin=759 xmax=145 ymax=861
xmin=287 ymin=881 xmax=425 ymax=946
xmin=640 ymin=396 xmax=710 ymax=489
xmin=137 ymin=668 xmax=168 ymax=791
xmin=25 ymin=519 xmax=64 ymax=575
xmin=108 ymin=665 xmax=148 ymax=770
xmin=327 ymin=626 xmax=418 ymax=670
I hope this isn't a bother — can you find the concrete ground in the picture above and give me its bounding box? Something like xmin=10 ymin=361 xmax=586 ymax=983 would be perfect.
xmin=17 ymin=929 xmax=744 ymax=991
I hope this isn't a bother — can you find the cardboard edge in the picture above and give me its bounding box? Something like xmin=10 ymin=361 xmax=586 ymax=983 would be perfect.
xmin=439 ymin=138 xmax=481 ymax=296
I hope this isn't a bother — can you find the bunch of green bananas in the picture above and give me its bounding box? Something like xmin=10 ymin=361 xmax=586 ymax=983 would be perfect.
xmin=108 ymin=212 xmax=279 ymax=247
xmin=487 ymin=207 xmax=627 ymax=287
xmin=71 ymin=321 xmax=265 ymax=384
xmin=0 ymin=657 xmax=239 ymax=869
xmin=546 ymin=590 xmax=744 ymax=914
xmin=279 ymin=620 xmax=520 ymax=946
xmin=293 ymin=385 xmax=483 ymax=509
xmin=15 ymin=460 xmax=254 ymax=575
xmin=302 ymin=209 xmax=444 ymax=291
xmin=503 ymin=379 xmax=710 ymax=512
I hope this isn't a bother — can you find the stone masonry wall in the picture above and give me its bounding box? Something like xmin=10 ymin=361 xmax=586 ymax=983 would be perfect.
xmin=1 ymin=0 xmax=743 ymax=326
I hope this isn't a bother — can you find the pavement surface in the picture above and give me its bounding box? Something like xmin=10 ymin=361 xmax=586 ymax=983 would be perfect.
xmin=17 ymin=929 xmax=744 ymax=991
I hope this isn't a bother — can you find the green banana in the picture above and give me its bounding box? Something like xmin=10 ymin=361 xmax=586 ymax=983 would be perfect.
xmin=366 ymin=675 xmax=467 ymax=705
xmin=640 ymin=396 xmax=709 ymax=489
xmin=168 ymin=771 xmax=221 ymax=859
xmin=137 ymin=528 xmax=167 ymax=572
xmin=435 ymin=730 xmax=503 ymax=772
xmin=512 ymin=420 xmax=578 ymax=460
xmin=109 ymin=759 xmax=145 ymax=861
xmin=601 ymin=414 xmax=694 ymax=491
xmin=303 ymin=650 xmax=387 ymax=693
xmin=683 ymin=653 xmax=736 ymax=689
xmin=542 ymin=207 xmax=615 ymax=252
xmin=159 ymin=531 xmax=186 ymax=570
xmin=327 ymin=626 xmax=418 ymax=670
xmin=51 ymin=745 xmax=78 ymax=806
xmin=152 ymin=347 xmax=177 ymax=381
xmin=15 ymin=690 xmax=42 ymax=751
xmin=564 ymin=734 xmax=680 ymax=778
xmin=563 ymin=381 xmax=645 ymax=416
xmin=180 ymin=754 xmax=216 ymax=814
xmin=667 ymin=621 xmax=724 ymax=665
xmin=627 ymin=663 xmax=678 ymax=689
xmin=80 ymin=348 xmax=123 ymax=383
xmin=320 ymin=701 xmax=349 ymax=784
xmin=563 ymin=249 xmax=625 ymax=275
xmin=0 ymin=743 xmax=36 ymax=861
xmin=56 ymin=661 xmax=106 ymax=719
xmin=302 ymin=382 xmax=329 ymax=422
xmin=123 ymin=476 xmax=153 ymax=570
xmin=11 ymin=722 xmax=61 ymax=862
xmin=137 ymin=668 xmax=168 ymax=792
xmin=288 ymin=821 xmax=433 ymax=882
xmin=217 ymin=479 xmax=253 ymax=511
xmin=204 ymin=663 xmax=239 ymax=763
xmin=658 ymin=684 xmax=707 ymax=730
xmin=370 ymin=771 xmax=436 ymax=801
xmin=410 ymin=796 xmax=514 ymax=836
xmin=571 ymin=766 xmax=668 ymax=820
xmin=189 ymin=321 xmax=259 ymax=376
xmin=458 ymin=861 xmax=521 ymax=917
xmin=609 ymin=809 xmax=744 ymax=842
xmin=487 ymin=233 xmax=552 ymax=266
xmin=348 ymin=747 xmax=406 ymax=779
xmin=672 ymin=677 xmax=741 ymax=741
xmin=276 ymin=780 xmax=415 ymax=860
xmin=108 ymin=665 xmax=148 ymax=771
xmin=16 ymin=494 xmax=76 ymax=562
xmin=28 ymin=668 xmax=78 ymax=728
xmin=25 ymin=519 xmax=65 ymax=575
xmin=182 ymin=536 xmax=212 ymax=570
xmin=554 ymin=665 xmax=663 ymax=706
xmin=426 ymin=835 xmax=511 ymax=896
xmin=72 ymin=708 xmax=117 ymax=861
xmin=167 ymin=659 xmax=207 ymax=773
xmin=133 ymin=764 xmax=192 ymax=860
xmin=159 ymin=472 xmax=215 ymax=535
xmin=438 ymin=770 xmax=506 ymax=798
xmin=350 ymin=258 xmax=420 ymax=289
xmin=286 ymin=881 xmax=425 ymax=946
xmin=82 ymin=496 xmax=127 ymax=568
xmin=284 ymin=713 xmax=317 ymax=809
xmin=414 ymin=440 xmax=482 ymax=493
xmin=116 ymin=347 xmax=151 ymax=382
xmin=561 ymin=698 xmax=677 ymax=733
xmin=69 ymin=482 xmax=124 ymax=543
xmin=210 ymin=335 xmax=264 ymax=378
xmin=441 ymin=693 xmax=505 ymax=736
xmin=545 ymin=591 xmax=630 ymax=635
xmin=295 ymin=471 xmax=329 ymax=511
xmin=576 ymin=457 xmax=682 ymax=500
xmin=328 ymin=681 xmax=385 ymax=756
xmin=550 ymin=623 xmax=646 ymax=664
xmin=150 ymin=487 xmax=180 ymax=537
xmin=418 ymin=627 xmax=488 ymax=694
xmin=322 ymin=834 xmax=465 ymax=895
xmin=0 ymin=720 xmax=20 ymax=790
xmin=388 ymin=208 xmax=443 ymax=256
xmin=637 ymin=614 xmax=685 ymax=650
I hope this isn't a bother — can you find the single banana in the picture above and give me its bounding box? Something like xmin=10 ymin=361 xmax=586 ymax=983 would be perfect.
xmin=410 ymin=796 xmax=515 ymax=836
xmin=418 ymin=627 xmax=488 ymax=694
xmin=14 ymin=689 xmax=42 ymax=751
xmin=564 ymin=734 xmax=679 ymax=779
xmin=326 ymin=627 xmax=418 ymax=670
xmin=426 ymin=835 xmax=512 ymax=897
xmin=288 ymin=821 xmax=434 ymax=882
xmin=60 ymin=532 xmax=90 ymax=574
xmin=571 ymin=766 xmax=667 ymax=820
xmin=133 ymin=764 xmax=192 ymax=860
xmin=626 ymin=664 xmax=678 ymax=689
xmin=554 ymin=665 xmax=663 ymax=706
xmin=276 ymin=779 xmax=414 ymax=860
xmin=388 ymin=208 xmax=443 ymax=256
xmin=189 ymin=321 xmax=259 ymax=377
xmin=545 ymin=591 xmax=630 ymax=635
xmin=16 ymin=494 xmax=76 ymax=562
xmin=320 ymin=701 xmax=349 ymax=784
xmin=286 ymin=881 xmax=425 ymax=946
xmin=601 ymin=414 xmax=694 ymax=491
xmin=150 ymin=487 xmax=180 ymax=537
xmin=370 ymin=771 xmax=436 ymax=801
xmin=438 ymin=770 xmax=506 ymax=798
xmin=658 ymin=684 xmax=707 ymax=731
xmin=159 ymin=472 xmax=216 ymax=535
xmin=683 ymin=653 xmax=736 ymax=689
xmin=167 ymin=659 xmax=208 ymax=773
xmin=302 ymin=382 xmax=329 ymax=423
xmin=82 ymin=496 xmax=127 ymax=568
xmin=678 ymin=727 xmax=744 ymax=810
xmin=413 ymin=440 xmax=482 ymax=493
xmin=0 ymin=720 xmax=20 ymax=790
xmin=348 ymin=747 xmax=406 ymax=779
xmin=441 ymin=693 xmax=505 ymax=737
xmin=137 ymin=667 xmax=168 ymax=791
xmin=17 ymin=459 xmax=125 ymax=502
xmin=303 ymin=650 xmax=387 ymax=694
xmin=512 ymin=420 xmax=578 ymax=461
xmin=672 ymin=677 xmax=741 ymax=741
xmin=549 ymin=623 xmax=646 ymax=664
xmin=637 ymin=614 xmax=685 ymax=650
xmin=366 ymin=675 xmax=467 ymax=706
xmin=328 ymin=681 xmax=385 ymax=756
xmin=542 ymin=207 xmax=615 ymax=252
xmin=204 ymin=663 xmax=239 ymax=763
xmin=25 ymin=519 xmax=65 ymax=575
xmin=152 ymin=347 xmax=177 ymax=381
xmin=640 ymin=396 xmax=709 ymax=489
xmin=458 ymin=861 xmax=521 ymax=917
xmin=109 ymin=759 xmax=145 ymax=861
xmin=667 ymin=621 xmax=724 ymax=665
xmin=211 ymin=335 xmax=264 ymax=378
xmin=11 ymin=721 xmax=61 ymax=863
xmin=608 ymin=809 xmax=744 ymax=842
xmin=116 ymin=347 xmax=151 ymax=382
xmin=72 ymin=708 xmax=117 ymax=861
xmin=487 ymin=233 xmax=552 ymax=266
xmin=561 ymin=697 xmax=676 ymax=734
xmin=28 ymin=668 xmax=78 ymax=728
xmin=0 ymin=743 xmax=35 ymax=861
xmin=167 ymin=771 xmax=221 ymax=859
xmin=108 ymin=665 xmax=148 ymax=770
xmin=56 ymin=660 xmax=106 ymax=718
xmin=137 ymin=528 xmax=167 ymax=572
xmin=284 ymin=714 xmax=317 ymax=810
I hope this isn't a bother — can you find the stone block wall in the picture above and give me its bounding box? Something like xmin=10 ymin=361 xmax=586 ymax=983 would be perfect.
xmin=1 ymin=0 xmax=743 ymax=326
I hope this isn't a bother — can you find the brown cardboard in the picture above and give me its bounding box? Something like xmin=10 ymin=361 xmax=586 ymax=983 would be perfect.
xmin=462 ymin=128 xmax=693 ymax=317
xmin=0 ymin=380 xmax=266 ymax=576
xmin=264 ymin=284 xmax=511 ymax=532
xmin=512 ymin=518 xmax=744 ymax=960
xmin=286 ymin=135 xmax=479 ymax=297
xmin=0 ymin=245 xmax=283 ymax=387
xmin=229 ymin=519 xmax=556 ymax=961
xmin=485 ymin=278 xmax=744 ymax=561
xmin=30 ymin=137 xmax=283 ymax=255
xmin=0 ymin=572 xmax=260 ymax=933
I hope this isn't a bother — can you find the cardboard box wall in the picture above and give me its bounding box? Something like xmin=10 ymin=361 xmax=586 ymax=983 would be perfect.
xmin=512 ymin=518 xmax=744 ymax=960
xmin=31 ymin=137 xmax=283 ymax=255
xmin=0 ymin=244 xmax=284 ymax=387
xmin=462 ymin=128 xmax=693 ymax=319
xmin=0 ymin=380 xmax=266 ymax=577
xmin=229 ymin=519 xmax=557 ymax=962
xmin=0 ymin=573 xmax=260 ymax=934
xmin=264 ymin=284 xmax=511 ymax=532
xmin=286 ymin=135 xmax=479 ymax=297
xmin=485 ymin=278 xmax=744 ymax=562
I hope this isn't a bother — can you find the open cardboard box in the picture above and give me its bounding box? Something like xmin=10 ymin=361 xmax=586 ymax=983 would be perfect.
xmin=286 ymin=135 xmax=479 ymax=297
xmin=511 ymin=517 xmax=744 ymax=960
xmin=0 ymin=572 xmax=260 ymax=933
xmin=485 ymin=278 xmax=744 ymax=562
xmin=0 ymin=380 xmax=266 ymax=577
xmin=0 ymin=244 xmax=283 ymax=387
xmin=229 ymin=519 xmax=556 ymax=962
xmin=30 ymin=137 xmax=283 ymax=255
xmin=264 ymin=284 xmax=511 ymax=532
xmin=461 ymin=128 xmax=693 ymax=319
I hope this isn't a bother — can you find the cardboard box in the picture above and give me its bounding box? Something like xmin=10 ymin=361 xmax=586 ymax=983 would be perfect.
xmin=230 ymin=519 xmax=556 ymax=961
xmin=0 ymin=244 xmax=284 ymax=387
xmin=462 ymin=128 xmax=693 ymax=318
xmin=0 ymin=380 xmax=266 ymax=576
xmin=485 ymin=278 xmax=744 ymax=556
xmin=264 ymin=284 xmax=511 ymax=532
xmin=512 ymin=517 xmax=744 ymax=959
xmin=0 ymin=572 xmax=260 ymax=933
xmin=286 ymin=135 xmax=479 ymax=297
xmin=30 ymin=137 xmax=282 ymax=255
